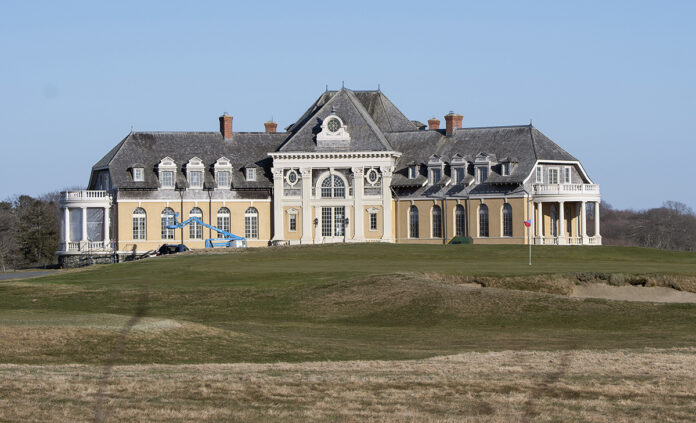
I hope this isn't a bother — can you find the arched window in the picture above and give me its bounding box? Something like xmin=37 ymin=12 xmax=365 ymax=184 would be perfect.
xmin=502 ymin=203 xmax=513 ymax=237
xmin=189 ymin=207 xmax=203 ymax=239
xmin=132 ymin=207 xmax=146 ymax=240
xmin=321 ymin=175 xmax=345 ymax=198
xmin=455 ymin=205 xmax=465 ymax=237
xmin=432 ymin=205 xmax=442 ymax=238
xmin=161 ymin=207 xmax=176 ymax=240
xmin=409 ymin=205 xmax=419 ymax=238
xmin=479 ymin=204 xmax=489 ymax=237
xmin=217 ymin=207 xmax=230 ymax=233
xmin=550 ymin=204 xmax=558 ymax=237
xmin=245 ymin=207 xmax=258 ymax=239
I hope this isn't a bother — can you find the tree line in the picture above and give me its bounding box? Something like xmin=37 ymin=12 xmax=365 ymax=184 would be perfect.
xmin=0 ymin=193 xmax=694 ymax=271
xmin=600 ymin=201 xmax=696 ymax=252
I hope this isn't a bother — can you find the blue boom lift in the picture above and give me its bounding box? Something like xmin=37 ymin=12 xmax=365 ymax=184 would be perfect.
xmin=167 ymin=213 xmax=247 ymax=248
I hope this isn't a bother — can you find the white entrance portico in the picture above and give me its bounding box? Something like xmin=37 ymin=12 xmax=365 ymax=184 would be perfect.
xmin=270 ymin=151 xmax=399 ymax=244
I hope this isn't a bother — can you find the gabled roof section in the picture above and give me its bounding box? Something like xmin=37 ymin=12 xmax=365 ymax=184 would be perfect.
xmin=531 ymin=127 xmax=577 ymax=161
xmin=277 ymin=88 xmax=394 ymax=152
xmin=92 ymin=133 xmax=130 ymax=169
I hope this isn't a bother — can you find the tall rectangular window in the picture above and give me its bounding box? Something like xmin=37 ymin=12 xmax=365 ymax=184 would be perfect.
xmin=321 ymin=207 xmax=345 ymax=237
xmin=456 ymin=168 xmax=466 ymax=184
xmin=289 ymin=214 xmax=297 ymax=231
xmin=246 ymin=168 xmax=256 ymax=181
xmin=477 ymin=167 xmax=488 ymax=183
xmin=189 ymin=171 xmax=203 ymax=188
xmin=431 ymin=168 xmax=441 ymax=184
xmin=133 ymin=168 xmax=144 ymax=182
xmin=502 ymin=163 xmax=510 ymax=176
xmin=548 ymin=168 xmax=559 ymax=184
xmin=564 ymin=167 xmax=571 ymax=184
xmin=536 ymin=166 xmax=542 ymax=183
xmin=369 ymin=212 xmax=377 ymax=230
xmin=217 ymin=171 xmax=229 ymax=188
xmin=161 ymin=171 xmax=174 ymax=188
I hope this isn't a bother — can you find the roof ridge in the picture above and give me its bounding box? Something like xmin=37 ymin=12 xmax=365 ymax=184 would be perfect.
xmin=377 ymin=91 xmax=394 ymax=132
xmin=529 ymin=124 xmax=539 ymax=160
xmin=343 ymin=89 xmax=393 ymax=151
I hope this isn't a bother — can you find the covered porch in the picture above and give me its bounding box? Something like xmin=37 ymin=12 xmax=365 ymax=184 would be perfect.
xmin=532 ymin=200 xmax=601 ymax=246
xmin=58 ymin=190 xmax=114 ymax=254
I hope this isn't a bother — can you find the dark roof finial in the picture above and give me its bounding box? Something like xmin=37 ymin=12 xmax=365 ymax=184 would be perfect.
xmin=325 ymin=84 xmax=328 ymax=92
xmin=341 ymin=80 xmax=344 ymax=89
xmin=378 ymin=83 xmax=381 ymax=92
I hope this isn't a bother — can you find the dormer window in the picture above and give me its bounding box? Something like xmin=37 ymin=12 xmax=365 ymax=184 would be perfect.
xmin=431 ymin=168 xmax=442 ymax=184
xmin=501 ymin=163 xmax=511 ymax=176
xmin=450 ymin=154 xmax=467 ymax=184
xmin=548 ymin=168 xmax=559 ymax=184
xmin=246 ymin=167 xmax=256 ymax=181
xmin=186 ymin=157 xmax=205 ymax=189
xmin=157 ymin=157 xmax=177 ymax=189
xmin=427 ymin=154 xmax=444 ymax=185
xmin=477 ymin=167 xmax=488 ymax=183
xmin=132 ymin=167 xmax=144 ymax=182
xmin=408 ymin=164 xmax=418 ymax=179
xmin=189 ymin=171 xmax=203 ymax=188
xmin=214 ymin=157 xmax=232 ymax=189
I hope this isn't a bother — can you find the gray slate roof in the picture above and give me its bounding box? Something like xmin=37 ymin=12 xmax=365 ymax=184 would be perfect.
xmin=91 ymin=88 xmax=582 ymax=194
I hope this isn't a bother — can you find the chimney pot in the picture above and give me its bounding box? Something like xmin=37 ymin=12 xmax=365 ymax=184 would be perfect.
xmin=444 ymin=112 xmax=463 ymax=136
xmin=219 ymin=114 xmax=233 ymax=139
xmin=264 ymin=121 xmax=277 ymax=133
xmin=427 ymin=117 xmax=440 ymax=130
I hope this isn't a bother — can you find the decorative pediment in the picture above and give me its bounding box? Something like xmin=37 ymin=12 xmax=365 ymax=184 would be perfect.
xmin=316 ymin=111 xmax=351 ymax=149
xmin=450 ymin=153 xmax=466 ymax=164
xmin=214 ymin=156 xmax=232 ymax=169
xmin=158 ymin=157 xmax=176 ymax=169
xmin=428 ymin=154 xmax=443 ymax=165
xmin=186 ymin=157 xmax=204 ymax=169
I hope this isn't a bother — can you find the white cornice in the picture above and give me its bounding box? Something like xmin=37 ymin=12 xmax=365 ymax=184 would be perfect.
xmin=269 ymin=151 xmax=401 ymax=160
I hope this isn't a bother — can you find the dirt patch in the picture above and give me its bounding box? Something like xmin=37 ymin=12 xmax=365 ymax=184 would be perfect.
xmin=571 ymin=283 xmax=696 ymax=303
xmin=0 ymin=310 xmax=181 ymax=331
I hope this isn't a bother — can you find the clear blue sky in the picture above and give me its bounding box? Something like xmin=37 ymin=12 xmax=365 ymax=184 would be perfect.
xmin=1 ymin=0 xmax=694 ymax=210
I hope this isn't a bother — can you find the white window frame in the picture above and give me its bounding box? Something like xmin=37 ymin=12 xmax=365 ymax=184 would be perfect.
xmin=430 ymin=167 xmax=442 ymax=184
xmin=189 ymin=208 xmax=203 ymax=239
xmin=186 ymin=157 xmax=205 ymax=190
xmin=501 ymin=163 xmax=510 ymax=176
xmin=548 ymin=167 xmax=560 ymax=185
xmin=563 ymin=166 xmax=571 ymax=184
xmin=216 ymin=207 xmax=231 ymax=233
xmin=408 ymin=165 xmax=417 ymax=179
xmin=214 ymin=157 xmax=233 ymax=189
xmin=476 ymin=166 xmax=489 ymax=183
xmin=289 ymin=214 xmax=297 ymax=232
xmin=133 ymin=168 xmax=144 ymax=182
xmin=246 ymin=167 xmax=257 ymax=182
xmin=189 ymin=171 xmax=203 ymax=189
xmin=536 ymin=166 xmax=543 ymax=183
xmin=158 ymin=157 xmax=177 ymax=189
xmin=132 ymin=208 xmax=146 ymax=240
xmin=245 ymin=207 xmax=259 ymax=239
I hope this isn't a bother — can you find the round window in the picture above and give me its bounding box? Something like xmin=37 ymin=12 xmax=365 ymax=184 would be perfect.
xmin=327 ymin=118 xmax=341 ymax=133
xmin=366 ymin=169 xmax=380 ymax=185
xmin=286 ymin=170 xmax=298 ymax=185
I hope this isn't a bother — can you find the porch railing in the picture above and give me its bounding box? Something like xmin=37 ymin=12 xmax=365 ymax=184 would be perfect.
xmin=533 ymin=184 xmax=599 ymax=195
xmin=59 ymin=241 xmax=115 ymax=252
xmin=60 ymin=190 xmax=110 ymax=202
xmin=534 ymin=236 xmax=601 ymax=246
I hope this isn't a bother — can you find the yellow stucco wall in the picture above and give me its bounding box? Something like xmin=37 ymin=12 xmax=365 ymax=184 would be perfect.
xmin=116 ymin=200 xmax=271 ymax=252
xmin=363 ymin=205 xmax=383 ymax=239
xmin=283 ymin=206 xmax=302 ymax=241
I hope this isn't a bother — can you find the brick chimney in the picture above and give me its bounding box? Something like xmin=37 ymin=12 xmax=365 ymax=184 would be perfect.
xmin=219 ymin=113 xmax=233 ymax=139
xmin=444 ymin=111 xmax=463 ymax=136
xmin=264 ymin=120 xmax=277 ymax=133
xmin=427 ymin=117 xmax=440 ymax=130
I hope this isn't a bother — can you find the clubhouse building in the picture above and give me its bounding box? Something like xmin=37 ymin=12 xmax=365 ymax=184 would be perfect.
xmin=57 ymin=88 xmax=601 ymax=267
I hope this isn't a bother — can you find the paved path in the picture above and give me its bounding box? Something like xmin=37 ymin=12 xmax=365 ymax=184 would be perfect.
xmin=0 ymin=270 xmax=58 ymax=281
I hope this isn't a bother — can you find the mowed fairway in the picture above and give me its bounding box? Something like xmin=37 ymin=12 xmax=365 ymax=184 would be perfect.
xmin=1 ymin=244 xmax=696 ymax=421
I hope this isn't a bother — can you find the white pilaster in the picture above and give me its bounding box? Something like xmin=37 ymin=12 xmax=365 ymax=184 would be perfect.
xmin=81 ymin=207 xmax=88 ymax=243
xmin=581 ymin=201 xmax=588 ymax=244
xmin=300 ymin=168 xmax=313 ymax=244
xmin=352 ymin=167 xmax=365 ymax=242
xmin=64 ymin=207 xmax=70 ymax=243
xmin=380 ymin=166 xmax=394 ymax=242
xmin=594 ymin=201 xmax=601 ymax=239
xmin=103 ymin=206 xmax=110 ymax=245
xmin=558 ymin=201 xmax=565 ymax=245
xmin=536 ymin=201 xmax=543 ymax=242
xmin=271 ymin=168 xmax=284 ymax=241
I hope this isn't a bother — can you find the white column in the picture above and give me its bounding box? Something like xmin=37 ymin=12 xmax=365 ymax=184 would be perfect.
xmin=558 ymin=201 xmax=565 ymax=245
xmin=271 ymin=168 xmax=284 ymax=241
xmin=81 ymin=207 xmax=88 ymax=243
xmin=103 ymin=206 xmax=110 ymax=247
xmin=380 ymin=166 xmax=394 ymax=242
xmin=536 ymin=201 xmax=543 ymax=242
xmin=300 ymin=168 xmax=313 ymax=244
xmin=352 ymin=167 xmax=365 ymax=242
xmin=581 ymin=201 xmax=588 ymax=243
xmin=63 ymin=207 xmax=70 ymax=243
xmin=594 ymin=201 xmax=601 ymax=239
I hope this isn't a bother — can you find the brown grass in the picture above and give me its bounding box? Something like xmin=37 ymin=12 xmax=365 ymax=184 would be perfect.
xmin=0 ymin=348 xmax=694 ymax=422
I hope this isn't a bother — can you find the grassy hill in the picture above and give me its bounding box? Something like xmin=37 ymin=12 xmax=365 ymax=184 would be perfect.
xmin=1 ymin=244 xmax=696 ymax=365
